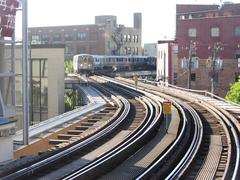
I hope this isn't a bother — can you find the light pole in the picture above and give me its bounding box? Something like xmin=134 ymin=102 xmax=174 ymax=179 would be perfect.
xmin=187 ymin=41 xmax=197 ymax=89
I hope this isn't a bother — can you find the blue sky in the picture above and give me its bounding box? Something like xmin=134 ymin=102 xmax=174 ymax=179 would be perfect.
xmin=15 ymin=0 xmax=240 ymax=44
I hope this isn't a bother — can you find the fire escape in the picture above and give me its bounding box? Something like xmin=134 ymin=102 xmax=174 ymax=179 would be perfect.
xmin=111 ymin=25 xmax=124 ymax=55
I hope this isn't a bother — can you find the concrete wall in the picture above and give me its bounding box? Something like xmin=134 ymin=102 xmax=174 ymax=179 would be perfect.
xmin=0 ymin=122 xmax=16 ymax=162
xmin=31 ymin=46 xmax=65 ymax=119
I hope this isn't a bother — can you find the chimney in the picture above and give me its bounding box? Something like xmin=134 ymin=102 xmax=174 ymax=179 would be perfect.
xmin=134 ymin=13 xmax=142 ymax=29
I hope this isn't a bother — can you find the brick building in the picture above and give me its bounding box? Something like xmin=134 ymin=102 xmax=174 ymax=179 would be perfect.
xmin=176 ymin=3 xmax=240 ymax=97
xmin=28 ymin=13 xmax=142 ymax=60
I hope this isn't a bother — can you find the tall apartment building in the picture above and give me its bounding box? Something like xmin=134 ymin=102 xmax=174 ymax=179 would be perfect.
xmin=28 ymin=13 xmax=142 ymax=60
xmin=176 ymin=3 xmax=240 ymax=97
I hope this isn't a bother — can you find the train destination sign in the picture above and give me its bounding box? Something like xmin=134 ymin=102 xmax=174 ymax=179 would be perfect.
xmin=0 ymin=0 xmax=19 ymax=37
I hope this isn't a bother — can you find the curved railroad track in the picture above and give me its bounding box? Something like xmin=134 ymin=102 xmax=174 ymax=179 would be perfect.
xmin=2 ymin=75 xmax=239 ymax=179
xmin=1 ymin=78 xmax=151 ymax=179
xmin=111 ymin=76 xmax=240 ymax=179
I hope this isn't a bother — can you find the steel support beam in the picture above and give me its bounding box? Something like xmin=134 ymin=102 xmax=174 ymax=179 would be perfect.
xmin=22 ymin=0 xmax=29 ymax=145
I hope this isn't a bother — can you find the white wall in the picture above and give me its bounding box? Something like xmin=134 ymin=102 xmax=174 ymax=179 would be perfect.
xmin=156 ymin=43 xmax=169 ymax=82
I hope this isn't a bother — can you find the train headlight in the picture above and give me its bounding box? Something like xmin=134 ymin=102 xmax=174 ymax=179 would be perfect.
xmin=88 ymin=64 xmax=91 ymax=67
xmin=80 ymin=64 xmax=83 ymax=67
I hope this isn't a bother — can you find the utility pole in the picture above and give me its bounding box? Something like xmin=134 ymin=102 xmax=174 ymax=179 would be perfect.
xmin=187 ymin=41 xmax=196 ymax=89
xmin=163 ymin=51 xmax=166 ymax=83
xmin=210 ymin=42 xmax=222 ymax=94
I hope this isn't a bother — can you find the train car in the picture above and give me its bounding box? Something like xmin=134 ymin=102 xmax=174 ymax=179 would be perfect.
xmin=146 ymin=56 xmax=157 ymax=70
xmin=73 ymin=54 xmax=94 ymax=74
xmin=92 ymin=55 xmax=105 ymax=70
xmin=73 ymin=54 xmax=157 ymax=74
xmin=101 ymin=55 xmax=129 ymax=70
xmin=126 ymin=56 xmax=151 ymax=70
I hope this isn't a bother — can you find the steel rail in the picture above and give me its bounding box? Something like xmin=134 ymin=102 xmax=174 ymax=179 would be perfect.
xmin=2 ymin=95 xmax=130 ymax=179
xmin=118 ymin=77 xmax=239 ymax=179
xmin=157 ymin=83 xmax=239 ymax=179
xmin=199 ymin=101 xmax=240 ymax=179
xmin=62 ymin=82 xmax=161 ymax=179
xmin=135 ymin=97 xmax=188 ymax=179
xmin=115 ymin=76 xmax=202 ymax=179
xmin=165 ymin=102 xmax=203 ymax=179
xmin=151 ymin=82 xmax=239 ymax=179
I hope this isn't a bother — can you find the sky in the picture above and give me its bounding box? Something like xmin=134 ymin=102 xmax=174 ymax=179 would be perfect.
xmin=15 ymin=0 xmax=240 ymax=44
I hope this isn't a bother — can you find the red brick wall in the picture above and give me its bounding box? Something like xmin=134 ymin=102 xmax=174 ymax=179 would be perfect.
xmin=177 ymin=16 xmax=240 ymax=59
xmin=176 ymin=5 xmax=240 ymax=97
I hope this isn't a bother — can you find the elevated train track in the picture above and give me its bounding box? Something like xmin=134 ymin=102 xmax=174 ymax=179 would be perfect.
xmin=114 ymin=76 xmax=240 ymax=179
xmin=0 ymin=75 xmax=239 ymax=179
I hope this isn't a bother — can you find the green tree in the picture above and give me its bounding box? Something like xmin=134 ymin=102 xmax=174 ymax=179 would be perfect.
xmin=225 ymin=79 xmax=240 ymax=104
xmin=64 ymin=60 xmax=73 ymax=73
xmin=65 ymin=89 xmax=81 ymax=111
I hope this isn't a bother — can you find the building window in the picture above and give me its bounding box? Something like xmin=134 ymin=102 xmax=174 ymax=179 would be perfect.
xmin=132 ymin=35 xmax=135 ymax=42
xmin=123 ymin=35 xmax=127 ymax=42
xmin=41 ymin=34 xmax=49 ymax=42
xmin=237 ymin=54 xmax=240 ymax=68
xmin=135 ymin=47 xmax=138 ymax=55
xmin=127 ymin=47 xmax=131 ymax=55
xmin=31 ymin=35 xmax=40 ymax=43
xmin=188 ymin=28 xmax=197 ymax=37
xmin=132 ymin=47 xmax=136 ymax=55
xmin=64 ymin=33 xmax=73 ymax=41
xmin=127 ymin=35 xmax=131 ymax=42
xmin=191 ymin=73 xmax=196 ymax=81
xmin=211 ymin=27 xmax=220 ymax=37
xmin=135 ymin=35 xmax=138 ymax=43
xmin=179 ymin=15 xmax=185 ymax=20
xmin=53 ymin=33 xmax=61 ymax=41
xmin=124 ymin=47 xmax=128 ymax=55
xmin=31 ymin=58 xmax=48 ymax=122
xmin=235 ymin=26 xmax=240 ymax=37
xmin=77 ymin=32 xmax=86 ymax=40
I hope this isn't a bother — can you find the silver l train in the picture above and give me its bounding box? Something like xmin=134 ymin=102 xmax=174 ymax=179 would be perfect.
xmin=73 ymin=54 xmax=156 ymax=74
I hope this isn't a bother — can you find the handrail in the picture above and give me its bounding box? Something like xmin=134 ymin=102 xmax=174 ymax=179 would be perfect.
xmin=140 ymin=79 xmax=240 ymax=107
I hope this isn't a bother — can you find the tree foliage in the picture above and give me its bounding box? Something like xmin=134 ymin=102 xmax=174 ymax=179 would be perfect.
xmin=65 ymin=89 xmax=81 ymax=111
xmin=64 ymin=60 xmax=73 ymax=73
xmin=225 ymin=79 xmax=240 ymax=104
